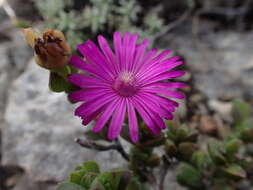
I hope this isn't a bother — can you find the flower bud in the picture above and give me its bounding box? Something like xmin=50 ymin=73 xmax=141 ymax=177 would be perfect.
xmin=22 ymin=28 xmax=71 ymax=70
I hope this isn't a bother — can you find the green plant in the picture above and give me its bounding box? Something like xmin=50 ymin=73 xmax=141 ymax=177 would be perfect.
xmin=32 ymin=0 xmax=166 ymax=48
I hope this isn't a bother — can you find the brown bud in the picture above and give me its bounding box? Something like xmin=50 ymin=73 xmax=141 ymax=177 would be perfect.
xmin=22 ymin=28 xmax=71 ymax=70
xmin=22 ymin=28 xmax=40 ymax=48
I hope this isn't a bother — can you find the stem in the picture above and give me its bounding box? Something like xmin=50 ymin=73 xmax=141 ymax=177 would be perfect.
xmin=159 ymin=156 xmax=170 ymax=190
xmin=114 ymin=138 xmax=130 ymax=161
xmin=75 ymin=138 xmax=129 ymax=161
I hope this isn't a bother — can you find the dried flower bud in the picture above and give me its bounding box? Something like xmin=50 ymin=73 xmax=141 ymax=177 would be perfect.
xmin=22 ymin=28 xmax=40 ymax=48
xmin=22 ymin=28 xmax=71 ymax=70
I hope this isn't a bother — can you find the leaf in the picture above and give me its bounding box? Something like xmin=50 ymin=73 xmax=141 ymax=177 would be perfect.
xmin=191 ymin=151 xmax=208 ymax=169
xmin=167 ymin=124 xmax=191 ymax=143
xmin=176 ymin=125 xmax=190 ymax=142
xmin=232 ymin=99 xmax=250 ymax=127
xmin=125 ymin=178 xmax=142 ymax=190
xmin=89 ymin=180 xmax=106 ymax=190
xmin=94 ymin=169 xmax=133 ymax=190
xmin=164 ymin=139 xmax=178 ymax=157
xmin=178 ymin=142 xmax=197 ymax=161
xmin=177 ymin=163 xmax=204 ymax=189
xmin=49 ymin=71 xmax=69 ymax=93
xmin=69 ymin=170 xmax=86 ymax=185
xmin=208 ymin=140 xmax=227 ymax=165
xmin=82 ymin=161 xmax=100 ymax=173
xmin=95 ymin=171 xmax=114 ymax=190
xmin=225 ymin=138 xmax=243 ymax=156
xmin=57 ymin=182 xmax=87 ymax=190
xmin=80 ymin=173 xmax=98 ymax=189
xmin=221 ymin=164 xmax=246 ymax=180
xmin=146 ymin=154 xmax=161 ymax=167
xmin=240 ymin=126 xmax=253 ymax=142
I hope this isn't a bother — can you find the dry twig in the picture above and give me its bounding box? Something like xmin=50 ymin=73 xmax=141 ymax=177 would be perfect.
xmin=159 ymin=155 xmax=170 ymax=190
xmin=75 ymin=138 xmax=129 ymax=161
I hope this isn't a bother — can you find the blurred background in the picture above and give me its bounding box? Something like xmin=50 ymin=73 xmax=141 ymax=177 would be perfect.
xmin=0 ymin=0 xmax=253 ymax=190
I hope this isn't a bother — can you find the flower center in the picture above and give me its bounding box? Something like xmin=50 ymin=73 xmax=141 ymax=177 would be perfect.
xmin=113 ymin=72 xmax=138 ymax=97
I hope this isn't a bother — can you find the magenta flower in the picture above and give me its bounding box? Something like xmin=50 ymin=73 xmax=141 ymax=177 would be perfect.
xmin=68 ymin=32 xmax=186 ymax=142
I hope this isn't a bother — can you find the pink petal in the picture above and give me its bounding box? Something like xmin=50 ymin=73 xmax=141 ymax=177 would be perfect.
xmin=68 ymin=89 xmax=86 ymax=102
xmin=82 ymin=106 xmax=104 ymax=125
xmin=126 ymin=33 xmax=138 ymax=71
xmin=137 ymin=60 xmax=183 ymax=82
xmin=137 ymin=93 xmax=174 ymax=120
xmin=141 ymin=71 xmax=186 ymax=86
xmin=77 ymin=41 xmax=114 ymax=79
xmin=126 ymin=99 xmax=139 ymax=142
xmin=139 ymin=90 xmax=179 ymax=108
xmin=132 ymin=39 xmax=149 ymax=73
xmin=98 ymin=35 xmax=118 ymax=73
xmin=68 ymin=88 xmax=113 ymax=103
xmin=75 ymin=93 xmax=117 ymax=117
xmin=130 ymin=98 xmax=161 ymax=135
xmin=134 ymin=95 xmax=166 ymax=129
xmin=113 ymin=32 xmax=123 ymax=71
xmin=142 ymin=88 xmax=185 ymax=99
xmin=68 ymin=73 xmax=109 ymax=88
xmin=69 ymin=56 xmax=110 ymax=81
xmin=136 ymin=50 xmax=171 ymax=74
xmin=93 ymin=98 xmax=121 ymax=132
xmin=121 ymin=32 xmax=131 ymax=71
xmin=146 ymin=82 xmax=186 ymax=89
xmin=108 ymin=98 xmax=126 ymax=140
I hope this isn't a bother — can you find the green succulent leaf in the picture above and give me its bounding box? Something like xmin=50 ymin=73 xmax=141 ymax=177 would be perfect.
xmin=146 ymin=154 xmax=160 ymax=167
xmin=225 ymin=138 xmax=243 ymax=156
xmin=164 ymin=139 xmax=178 ymax=157
xmin=178 ymin=142 xmax=197 ymax=161
xmin=208 ymin=140 xmax=227 ymax=165
xmin=125 ymin=178 xmax=142 ymax=190
xmin=191 ymin=151 xmax=208 ymax=169
xmin=49 ymin=72 xmax=69 ymax=93
xmin=220 ymin=164 xmax=246 ymax=180
xmin=82 ymin=161 xmax=100 ymax=174
xmin=232 ymin=99 xmax=251 ymax=128
xmin=89 ymin=180 xmax=106 ymax=190
xmin=239 ymin=122 xmax=253 ymax=142
xmin=69 ymin=170 xmax=86 ymax=185
xmin=80 ymin=173 xmax=98 ymax=189
xmin=177 ymin=163 xmax=204 ymax=189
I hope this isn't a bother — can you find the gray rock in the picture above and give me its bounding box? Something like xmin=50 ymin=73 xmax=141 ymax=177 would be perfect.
xmin=2 ymin=60 xmax=125 ymax=185
xmin=161 ymin=31 xmax=253 ymax=100
xmin=0 ymin=29 xmax=32 ymax=132
xmin=12 ymin=174 xmax=57 ymax=190
xmin=0 ymin=45 xmax=9 ymax=113
xmin=208 ymin=99 xmax=233 ymax=122
xmin=164 ymin=170 xmax=186 ymax=190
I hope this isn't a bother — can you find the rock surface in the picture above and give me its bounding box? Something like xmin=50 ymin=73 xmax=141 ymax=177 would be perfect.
xmin=2 ymin=60 xmax=125 ymax=185
xmin=161 ymin=31 xmax=253 ymax=100
xmin=0 ymin=29 xmax=31 ymax=122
